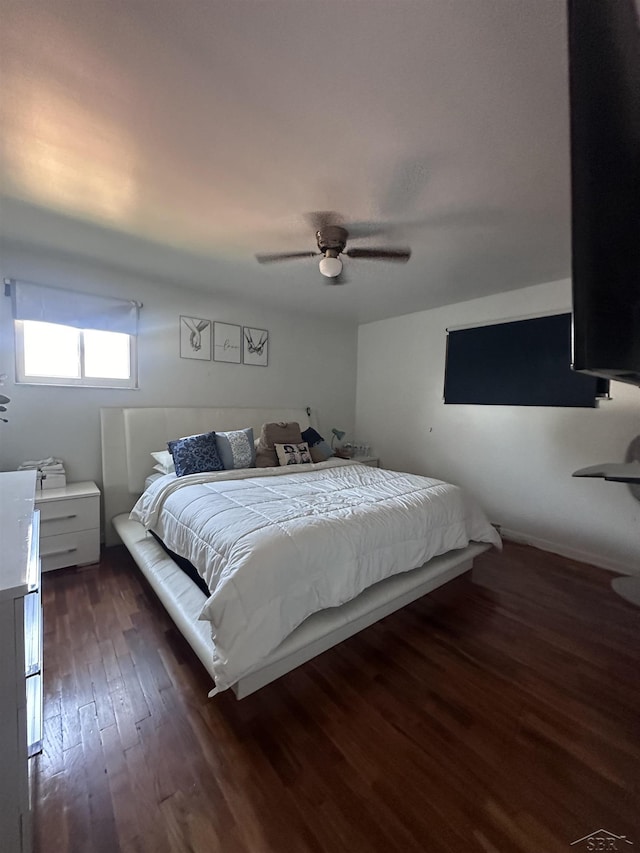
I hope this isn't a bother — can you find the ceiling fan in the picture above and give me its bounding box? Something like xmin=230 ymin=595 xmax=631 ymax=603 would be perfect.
xmin=255 ymin=212 xmax=411 ymax=284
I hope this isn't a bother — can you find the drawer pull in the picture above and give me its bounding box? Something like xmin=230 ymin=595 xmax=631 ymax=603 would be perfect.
xmin=42 ymin=546 xmax=78 ymax=558
xmin=42 ymin=513 xmax=78 ymax=523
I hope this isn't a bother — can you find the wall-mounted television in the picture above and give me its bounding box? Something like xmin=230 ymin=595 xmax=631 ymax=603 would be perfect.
xmin=568 ymin=0 xmax=640 ymax=386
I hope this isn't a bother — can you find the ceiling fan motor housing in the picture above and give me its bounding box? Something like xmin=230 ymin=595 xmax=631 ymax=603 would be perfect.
xmin=316 ymin=226 xmax=348 ymax=255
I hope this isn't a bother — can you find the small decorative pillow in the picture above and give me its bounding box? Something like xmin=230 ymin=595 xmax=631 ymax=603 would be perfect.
xmin=301 ymin=427 xmax=334 ymax=463
xmin=274 ymin=442 xmax=312 ymax=466
xmin=167 ymin=431 xmax=224 ymax=477
xmin=150 ymin=450 xmax=175 ymax=474
xmin=301 ymin=427 xmax=323 ymax=447
xmin=256 ymin=421 xmax=303 ymax=467
xmin=215 ymin=428 xmax=255 ymax=470
xmin=153 ymin=464 xmax=175 ymax=475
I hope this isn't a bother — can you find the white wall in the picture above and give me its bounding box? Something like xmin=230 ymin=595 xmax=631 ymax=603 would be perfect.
xmin=356 ymin=279 xmax=640 ymax=574
xmin=0 ymin=246 xmax=357 ymax=490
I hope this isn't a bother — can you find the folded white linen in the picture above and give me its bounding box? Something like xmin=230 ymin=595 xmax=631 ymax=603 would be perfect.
xmin=130 ymin=461 xmax=501 ymax=691
xmin=18 ymin=456 xmax=65 ymax=471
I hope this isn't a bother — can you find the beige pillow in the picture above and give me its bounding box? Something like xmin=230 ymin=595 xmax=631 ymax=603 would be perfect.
xmin=255 ymin=422 xmax=303 ymax=467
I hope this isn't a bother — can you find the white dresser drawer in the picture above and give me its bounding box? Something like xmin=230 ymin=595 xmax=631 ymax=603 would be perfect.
xmin=40 ymin=529 xmax=100 ymax=572
xmin=37 ymin=494 xmax=99 ymax=537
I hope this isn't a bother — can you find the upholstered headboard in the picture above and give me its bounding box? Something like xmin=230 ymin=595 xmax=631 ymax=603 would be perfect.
xmin=100 ymin=406 xmax=310 ymax=546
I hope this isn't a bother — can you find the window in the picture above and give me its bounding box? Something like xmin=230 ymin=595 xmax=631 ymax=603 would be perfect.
xmin=9 ymin=279 xmax=140 ymax=389
xmin=443 ymin=313 xmax=609 ymax=407
xmin=15 ymin=321 xmax=137 ymax=388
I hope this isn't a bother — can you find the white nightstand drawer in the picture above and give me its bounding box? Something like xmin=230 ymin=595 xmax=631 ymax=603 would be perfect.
xmin=357 ymin=456 xmax=379 ymax=468
xmin=37 ymin=495 xmax=99 ymax=537
xmin=40 ymin=529 xmax=100 ymax=571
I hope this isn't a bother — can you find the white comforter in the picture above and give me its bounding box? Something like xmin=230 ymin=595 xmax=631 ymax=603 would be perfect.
xmin=130 ymin=459 xmax=501 ymax=691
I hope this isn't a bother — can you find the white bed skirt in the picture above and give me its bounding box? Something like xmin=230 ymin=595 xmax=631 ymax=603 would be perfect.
xmin=114 ymin=514 xmax=488 ymax=699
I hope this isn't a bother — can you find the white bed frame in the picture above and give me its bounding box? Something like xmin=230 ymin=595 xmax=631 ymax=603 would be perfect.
xmin=101 ymin=406 xmax=489 ymax=699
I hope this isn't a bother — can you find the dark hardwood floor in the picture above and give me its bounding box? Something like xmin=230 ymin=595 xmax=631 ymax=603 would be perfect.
xmin=34 ymin=542 xmax=639 ymax=853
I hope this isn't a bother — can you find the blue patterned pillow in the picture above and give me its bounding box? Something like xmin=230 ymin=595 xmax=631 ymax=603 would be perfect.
xmin=167 ymin=431 xmax=224 ymax=477
xmin=215 ymin=428 xmax=255 ymax=470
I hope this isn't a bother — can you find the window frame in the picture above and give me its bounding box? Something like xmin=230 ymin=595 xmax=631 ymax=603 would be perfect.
xmin=14 ymin=319 xmax=139 ymax=390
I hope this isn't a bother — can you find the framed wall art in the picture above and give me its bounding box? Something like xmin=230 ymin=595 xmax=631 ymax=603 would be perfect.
xmin=213 ymin=322 xmax=242 ymax=363
xmin=243 ymin=327 xmax=269 ymax=366
xmin=180 ymin=316 xmax=212 ymax=360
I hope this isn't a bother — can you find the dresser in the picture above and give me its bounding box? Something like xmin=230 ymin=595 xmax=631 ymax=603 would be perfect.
xmin=0 ymin=470 xmax=41 ymax=853
xmin=35 ymin=481 xmax=100 ymax=571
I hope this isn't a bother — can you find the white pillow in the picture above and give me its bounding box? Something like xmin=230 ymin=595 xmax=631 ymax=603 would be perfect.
xmin=152 ymin=463 xmax=173 ymax=475
xmin=150 ymin=450 xmax=175 ymax=474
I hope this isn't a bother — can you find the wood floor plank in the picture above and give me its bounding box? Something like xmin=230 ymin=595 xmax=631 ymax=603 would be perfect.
xmin=56 ymin=742 xmax=92 ymax=853
xmin=59 ymin=671 xmax=82 ymax=752
xmin=40 ymin=713 xmax=64 ymax=778
xmin=32 ymin=769 xmax=70 ymax=853
xmin=78 ymin=702 xmax=121 ymax=853
xmin=34 ymin=542 xmax=640 ymax=853
xmin=112 ymin=651 xmax=151 ymax=724
xmin=120 ymin=741 xmax=175 ymax=853
xmin=89 ymin=658 xmax=117 ymax=730
xmin=99 ymin=723 xmax=140 ymax=848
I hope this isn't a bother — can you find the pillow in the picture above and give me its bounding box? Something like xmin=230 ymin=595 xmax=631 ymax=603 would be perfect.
xmin=255 ymin=421 xmax=303 ymax=467
xmin=167 ymin=431 xmax=224 ymax=477
xmin=274 ymin=442 xmax=312 ymax=466
xmin=300 ymin=427 xmax=323 ymax=447
xmin=215 ymin=428 xmax=255 ymax=470
xmin=309 ymin=441 xmax=333 ymax=463
xmin=151 ymin=450 xmax=175 ymax=474
xmin=301 ymin=427 xmax=334 ymax=463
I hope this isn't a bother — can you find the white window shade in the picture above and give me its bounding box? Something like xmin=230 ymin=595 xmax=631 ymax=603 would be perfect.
xmin=11 ymin=280 xmax=139 ymax=336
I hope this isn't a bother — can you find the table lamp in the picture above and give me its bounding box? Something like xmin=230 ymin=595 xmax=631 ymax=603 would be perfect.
xmin=331 ymin=428 xmax=346 ymax=449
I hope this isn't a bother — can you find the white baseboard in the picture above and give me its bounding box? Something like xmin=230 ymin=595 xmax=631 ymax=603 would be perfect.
xmin=500 ymin=527 xmax=639 ymax=577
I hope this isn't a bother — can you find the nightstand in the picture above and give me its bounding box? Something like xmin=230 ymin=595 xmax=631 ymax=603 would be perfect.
xmin=355 ymin=456 xmax=379 ymax=468
xmin=35 ymin=481 xmax=100 ymax=572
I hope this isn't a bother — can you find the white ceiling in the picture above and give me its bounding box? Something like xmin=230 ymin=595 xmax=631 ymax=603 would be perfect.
xmin=0 ymin=0 xmax=570 ymax=323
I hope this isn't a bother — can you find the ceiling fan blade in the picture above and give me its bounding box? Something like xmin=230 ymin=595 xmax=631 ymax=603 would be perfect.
xmin=256 ymin=251 xmax=319 ymax=264
xmin=304 ymin=211 xmax=344 ymax=232
xmin=346 ymin=207 xmax=506 ymax=241
xmin=344 ymin=247 xmax=411 ymax=262
xmin=307 ymin=213 xmax=394 ymax=240
xmin=343 ymin=220 xmax=394 ymax=239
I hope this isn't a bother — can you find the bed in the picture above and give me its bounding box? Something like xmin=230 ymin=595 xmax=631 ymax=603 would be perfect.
xmin=101 ymin=406 xmax=500 ymax=698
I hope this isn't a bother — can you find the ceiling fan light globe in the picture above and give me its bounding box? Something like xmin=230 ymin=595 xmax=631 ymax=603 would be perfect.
xmin=319 ymin=256 xmax=343 ymax=278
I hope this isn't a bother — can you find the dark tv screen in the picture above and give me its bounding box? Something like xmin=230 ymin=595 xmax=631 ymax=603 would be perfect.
xmin=568 ymin=0 xmax=640 ymax=386
xmin=444 ymin=314 xmax=609 ymax=407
